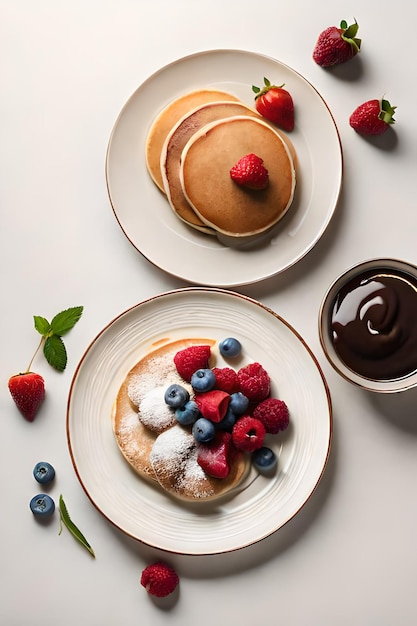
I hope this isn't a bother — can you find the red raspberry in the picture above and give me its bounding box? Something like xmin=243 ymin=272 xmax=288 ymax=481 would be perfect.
xmin=237 ymin=362 xmax=270 ymax=402
xmin=230 ymin=153 xmax=269 ymax=190
xmin=232 ymin=415 xmax=266 ymax=452
xmin=253 ymin=397 xmax=290 ymax=434
xmin=212 ymin=367 xmax=240 ymax=394
xmin=140 ymin=562 xmax=179 ymax=597
xmin=173 ymin=345 xmax=211 ymax=382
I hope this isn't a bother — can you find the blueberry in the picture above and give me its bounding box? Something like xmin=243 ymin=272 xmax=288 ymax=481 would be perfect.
xmin=192 ymin=417 xmax=216 ymax=443
xmin=33 ymin=461 xmax=55 ymax=484
xmin=191 ymin=368 xmax=216 ymax=392
xmin=252 ymin=447 xmax=278 ymax=473
xmin=219 ymin=337 xmax=242 ymax=359
xmin=30 ymin=494 xmax=55 ymax=517
xmin=217 ymin=408 xmax=237 ymax=432
xmin=164 ymin=384 xmax=190 ymax=408
xmin=229 ymin=392 xmax=249 ymax=415
xmin=175 ymin=400 xmax=201 ymax=425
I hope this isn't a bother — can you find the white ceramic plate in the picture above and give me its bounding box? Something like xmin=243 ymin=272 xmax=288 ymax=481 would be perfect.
xmin=106 ymin=49 xmax=342 ymax=287
xmin=67 ymin=288 xmax=332 ymax=555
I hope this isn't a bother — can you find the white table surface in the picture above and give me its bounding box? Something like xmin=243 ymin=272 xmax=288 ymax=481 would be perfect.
xmin=2 ymin=2 xmax=417 ymax=625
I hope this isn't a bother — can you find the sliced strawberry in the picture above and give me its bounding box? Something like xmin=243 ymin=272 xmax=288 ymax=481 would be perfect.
xmin=173 ymin=345 xmax=212 ymax=382
xmin=8 ymin=372 xmax=45 ymax=422
xmin=194 ymin=389 xmax=230 ymax=423
xmin=197 ymin=431 xmax=235 ymax=479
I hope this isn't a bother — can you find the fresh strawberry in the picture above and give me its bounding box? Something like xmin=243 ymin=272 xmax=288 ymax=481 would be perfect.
xmin=313 ymin=19 xmax=361 ymax=67
xmin=7 ymin=306 xmax=83 ymax=422
xmin=8 ymin=372 xmax=45 ymax=421
xmin=349 ymin=98 xmax=396 ymax=136
xmin=230 ymin=153 xmax=269 ymax=190
xmin=140 ymin=562 xmax=179 ymax=597
xmin=252 ymin=78 xmax=294 ymax=131
xmin=194 ymin=389 xmax=230 ymax=423
xmin=173 ymin=344 xmax=211 ymax=382
xmin=197 ymin=431 xmax=236 ymax=479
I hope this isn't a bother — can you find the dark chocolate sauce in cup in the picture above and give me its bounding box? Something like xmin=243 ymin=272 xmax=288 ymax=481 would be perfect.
xmin=330 ymin=269 xmax=417 ymax=380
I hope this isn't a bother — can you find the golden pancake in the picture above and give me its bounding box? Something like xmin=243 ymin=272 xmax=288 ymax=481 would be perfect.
xmin=112 ymin=337 xmax=250 ymax=501
xmin=146 ymin=89 xmax=240 ymax=192
xmin=150 ymin=423 xmax=249 ymax=501
xmin=161 ymin=101 xmax=260 ymax=233
xmin=180 ymin=116 xmax=296 ymax=237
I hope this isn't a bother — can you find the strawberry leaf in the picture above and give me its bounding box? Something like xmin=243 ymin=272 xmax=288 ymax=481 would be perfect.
xmin=380 ymin=99 xmax=396 ymax=124
xmin=51 ymin=306 xmax=84 ymax=336
xmin=43 ymin=335 xmax=67 ymax=371
xmin=34 ymin=316 xmax=52 ymax=337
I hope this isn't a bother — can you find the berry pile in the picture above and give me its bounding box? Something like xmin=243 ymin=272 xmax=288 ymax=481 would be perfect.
xmin=164 ymin=339 xmax=290 ymax=478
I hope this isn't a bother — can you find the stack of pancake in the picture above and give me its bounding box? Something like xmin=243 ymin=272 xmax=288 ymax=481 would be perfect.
xmin=145 ymin=89 xmax=297 ymax=239
xmin=112 ymin=338 xmax=250 ymax=502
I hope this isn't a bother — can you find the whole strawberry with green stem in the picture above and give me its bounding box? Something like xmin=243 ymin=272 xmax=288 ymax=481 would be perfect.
xmin=349 ymin=98 xmax=397 ymax=136
xmin=8 ymin=306 xmax=83 ymax=421
xmin=313 ymin=19 xmax=361 ymax=67
xmin=252 ymin=77 xmax=294 ymax=132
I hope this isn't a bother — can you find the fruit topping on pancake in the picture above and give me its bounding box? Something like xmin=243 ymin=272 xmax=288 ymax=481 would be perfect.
xmin=145 ymin=87 xmax=298 ymax=243
xmin=180 ymin=116 xmax=296 ymax=237
xmin=112 ymin=337 xmax=291 ymax=502
xmin=160 ymin=100 xmax=260 ymax=232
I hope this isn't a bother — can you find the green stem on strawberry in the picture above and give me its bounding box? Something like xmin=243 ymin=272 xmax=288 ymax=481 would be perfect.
xmin=380 ymin=99 xmax=397 ymax=125
xmin=252 ymin=77 xmax=285 ymax=99
xmin=341 ymin=19 xmax=361 ymax=54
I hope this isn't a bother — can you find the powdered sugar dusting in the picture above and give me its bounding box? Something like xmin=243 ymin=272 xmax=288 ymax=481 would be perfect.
xmin=150 ymin=425 xmax=211 ymax=498
xmin=127 ymin=350 xmax=181 ymax=407
xmin=114 ymin=411 xmax=143 ymax=455
xmin=138 ymin=386 xmax=176 ymax=433
xmin=127 ymin=349 xmax=192 ymax=435
xmin=118 ymin=410 xmax=140 ymax=436
xmin=114 ymin=339 xmax=237 ymax=499
xmin=151 ymin=426 xmax=195 ymax=468
xmin=180 ymin=447 xmax=207 ymax=484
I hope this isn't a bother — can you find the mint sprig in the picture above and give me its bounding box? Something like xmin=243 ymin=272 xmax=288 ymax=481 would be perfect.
xmin=32 ymin=306 xmax=84 ymax=372
xmin=58 ymin=495 xmax=95 ymax=558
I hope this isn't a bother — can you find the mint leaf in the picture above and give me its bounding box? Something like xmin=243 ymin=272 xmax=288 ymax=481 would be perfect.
xmin=51 ymin=306 xmax=84 ymax=336
xmin=30 ymin=305 xmax=84 ymax=372
xmin=44 ymin=335 xmax=67 ymax=371
xmin=59 ymin=495 xmax=95 ymax=558
xmin=34 ymin=315 xmax=51 ymax=337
